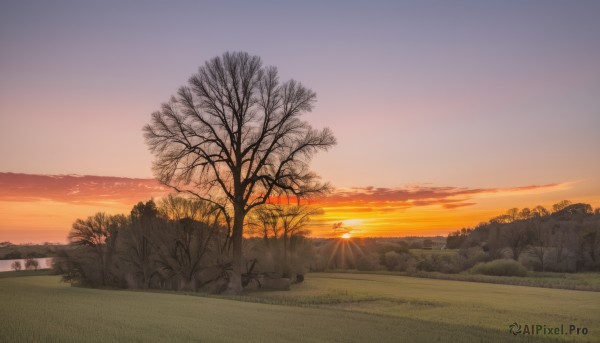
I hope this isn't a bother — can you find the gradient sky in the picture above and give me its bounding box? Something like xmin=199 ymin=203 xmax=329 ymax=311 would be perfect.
xmin=1 ymin=1 xmax=599 ymax=243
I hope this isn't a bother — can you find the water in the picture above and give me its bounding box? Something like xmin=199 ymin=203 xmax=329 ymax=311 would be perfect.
xmin=0 ymin=257 xmax=53 ymax=272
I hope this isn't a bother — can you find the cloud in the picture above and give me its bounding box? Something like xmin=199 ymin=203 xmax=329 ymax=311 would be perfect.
xmin=0 ymin=172 xmax=169 ymax=205
xmin=318 ymin=183 xmax=566 ymax=210
xmin=0 ymin=172 xmax=568 ymax=212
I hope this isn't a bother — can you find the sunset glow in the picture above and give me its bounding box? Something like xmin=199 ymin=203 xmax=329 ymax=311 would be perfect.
xmin=0 ymin=172 xmax=597 ymax=243
xmin=1 ymin=2 xmax=599 ymax=244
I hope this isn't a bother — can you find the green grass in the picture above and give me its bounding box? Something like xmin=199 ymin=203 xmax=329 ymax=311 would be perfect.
xmin=325 ymin=268 xmax=600 ymax=292
xmin=0 ymin=269 xmax=51 ymax=278
xmin=406 ymin=270 xmax=600 ymax=291
xmin=1 ymin=273 xmax=598 ymax=342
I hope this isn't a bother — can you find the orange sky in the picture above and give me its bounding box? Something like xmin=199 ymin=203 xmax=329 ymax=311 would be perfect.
xmin=1 ymin=3 xmax=599 ymax=243
xmin=1 ymin=172 xmax=597 ymax=243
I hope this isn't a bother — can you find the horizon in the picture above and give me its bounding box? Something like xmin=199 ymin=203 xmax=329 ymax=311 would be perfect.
xmin=0 ymin=171 xmax=596 ymax=244
xmin=1 ymin=1 xmax=599 ymax=243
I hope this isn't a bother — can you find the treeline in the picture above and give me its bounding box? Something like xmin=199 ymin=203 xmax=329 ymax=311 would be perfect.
xmin=446 ymin=200 xmax=600 ymax=272
xmin=0 ymin=243 xmax=64 ymax=260
xmin=303 ymin=201 xmax=599 ymax=276
xmin=56 ymin=197 xmax=599 ymax=292
xmin=56 ymin=196 xmax=313 ymax=292
xmin=308 ymin=237 xmax=462 ymax=274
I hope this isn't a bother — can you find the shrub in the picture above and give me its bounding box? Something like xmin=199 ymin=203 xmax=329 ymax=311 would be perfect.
xmin=355 ymin=253 xmax=382 ymax=271
xmin=383 ymin=251 xmax=400 ymax=270
xmin=469 ymin=259 xmax=527 ymax=277
xmin=458 ymin=247 xmax=487 ymax=271
xmin=24 ymin=258 xmax=39 ymax=271
xmin=11 ymin=260 xmax=22 ymax=271
xmin=415 ymin=254 xmax=459 ymax=273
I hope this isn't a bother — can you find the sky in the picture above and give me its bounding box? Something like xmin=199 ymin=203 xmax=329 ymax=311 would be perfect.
xmin=1 ymin=1 xmax=599 ymax=243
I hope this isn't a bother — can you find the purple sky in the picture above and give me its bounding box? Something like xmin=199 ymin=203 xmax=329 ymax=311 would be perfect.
xmin=1 ymin=0 xmax=599 ymax=196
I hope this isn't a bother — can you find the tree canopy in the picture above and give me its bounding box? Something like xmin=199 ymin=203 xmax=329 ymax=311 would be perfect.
xmin=144 ymin=52 xmax=336 ymax=293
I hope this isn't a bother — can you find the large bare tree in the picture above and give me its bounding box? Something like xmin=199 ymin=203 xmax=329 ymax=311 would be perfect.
xmin=144 ymin=52 xmax=336 ymax=293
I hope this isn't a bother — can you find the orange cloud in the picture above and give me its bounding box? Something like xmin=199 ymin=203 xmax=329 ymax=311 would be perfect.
xmin=0 ymin=172 xmax=168 ymax=205
xmin=314 ymin=183 xmax=565 ymax=210
xmin=302 ymin=183 xmax=571 ymax=238
xmin=0 ymin=173 xmax=172 ymax=243
xmin=0 ymin=173 xmax=578 ymax=242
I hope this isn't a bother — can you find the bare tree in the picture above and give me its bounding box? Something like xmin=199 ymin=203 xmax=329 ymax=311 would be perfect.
xmin=144 ymin=52 xmax=336 ymax=293
xmin=154 ymin=195 xmax=226 ymax=290
xmin=501 ymin=223 xmax=530 ymax=260
xmin=531 ymin=205 xmax=549 ymax=218
xmin=552 ymin=200 xmax=572 ymax=214
xmin=11 ymin=260 xmax=22 ymax=271
xmin=24 ymin=258 xmax=39 ymax=271
xmin=279 ymin=205 xmax=321 ymax=265
xmin=68 ymin=212 xmax=122 ymax=286
xmin=527 ymin=218 xmax=549 ymax=271
xmin=120 ymin=201 xmax=160 ymax=288
xmin=248 ymin=204 xmax=281 ymax=244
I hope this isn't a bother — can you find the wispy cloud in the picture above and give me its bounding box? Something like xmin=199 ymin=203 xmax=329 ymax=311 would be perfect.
xmin=318 ymin=183 xmax=567 ymax=210
xmin=0 ymin=172 xmax=568 ymax=211
xmin=0 ymin=172 xmax=168 ymax=205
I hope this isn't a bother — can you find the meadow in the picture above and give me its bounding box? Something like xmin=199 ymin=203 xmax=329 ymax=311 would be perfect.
xmin=1 ymin=272 xmax=598 ymax=342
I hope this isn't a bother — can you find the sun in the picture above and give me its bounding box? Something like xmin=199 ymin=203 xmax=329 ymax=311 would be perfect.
xmin=341 ymin=233 xmax=351 ymax=239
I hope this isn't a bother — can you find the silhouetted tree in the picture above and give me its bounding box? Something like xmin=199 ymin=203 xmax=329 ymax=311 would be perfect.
xmin=277 ymin=205 xmax=320 ymax=266
xmin=552 ymin=200 xmax=572 ymax=214
xmin=67 ymin=212 xmax=123 ymax=286
xmin=11 ymin=260 xmax=22 ymax=271
xmin=249 ymin=204 xmax=281 ymax=245
xmin=531 ymin=205 xmax=549 ymax=219
xmin=527 ymin=217 xmax=549 ymax=271
xmin=552 ymin=203 xmax=593 ymax=220
xmin=24 ymin=258 xmax=39 ymax=270
xmin=446 ymin=228 xmax=472 ymax=249
xmin=120 ymin=200 xmax=161 ymax=288
xmin=144 ymin=51 xmax=336 ymax=293
xmin=153 ymin=195 xmax=226 ymax=290
xmin=246 ymin=203 xmax=320 ymax=277
xmin=501 ymin=222 xmax=530 ymax=260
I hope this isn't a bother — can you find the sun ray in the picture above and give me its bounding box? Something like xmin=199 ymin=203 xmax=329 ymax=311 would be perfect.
xmin=326 ymin=240 xmax=341 ymax=270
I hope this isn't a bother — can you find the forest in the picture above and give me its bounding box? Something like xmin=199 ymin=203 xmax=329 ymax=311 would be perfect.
xmin=445 ymin=201 xmax=600 ymax=273
xmin=53 ymin=197 xmax=600 ymax=294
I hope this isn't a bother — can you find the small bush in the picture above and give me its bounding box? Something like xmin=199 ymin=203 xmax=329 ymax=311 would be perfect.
xmin=24 ymin=258 xmax=39 ymax=271
xmin=469 ymin=259 xmax=527 ymax=277
xmin=11 ymin=261 xmax=22 ymax=271
xmin=458 ymin=247 xmax=487 ymax=271
xmin=355 ymin=253 xmax=382 ymax=271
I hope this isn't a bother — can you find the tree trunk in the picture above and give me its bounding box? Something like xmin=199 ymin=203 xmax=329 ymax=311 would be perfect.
xmin=224 ymin=205 xmax=245 ymax=294
xmin=283 ymin=233 xmax=288 ymax=267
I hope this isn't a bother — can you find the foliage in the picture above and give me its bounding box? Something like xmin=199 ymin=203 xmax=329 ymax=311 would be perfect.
xmin=24 ymin=258 xmax=39 ymax=270
xmin=446 ymin=200 xmax=600 ymax=272
xmin=59 ymin=197 xmax=229 ymax=291
xmin=143 ymin=51 xmax=336 ymax=293
xmin=11 ymin=260 xmax=22 ymax=271
xmin=246 ymin=204 xmax=320 ymax=279
xmin=469 ymin=259 xmax=528 ymax=277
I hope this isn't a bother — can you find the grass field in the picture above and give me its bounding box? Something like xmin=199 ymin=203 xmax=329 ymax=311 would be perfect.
xmin=326 ymin=269 xmax=600 ymax=292
xmin=1 ymin=272 xmax=598 ymax=342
